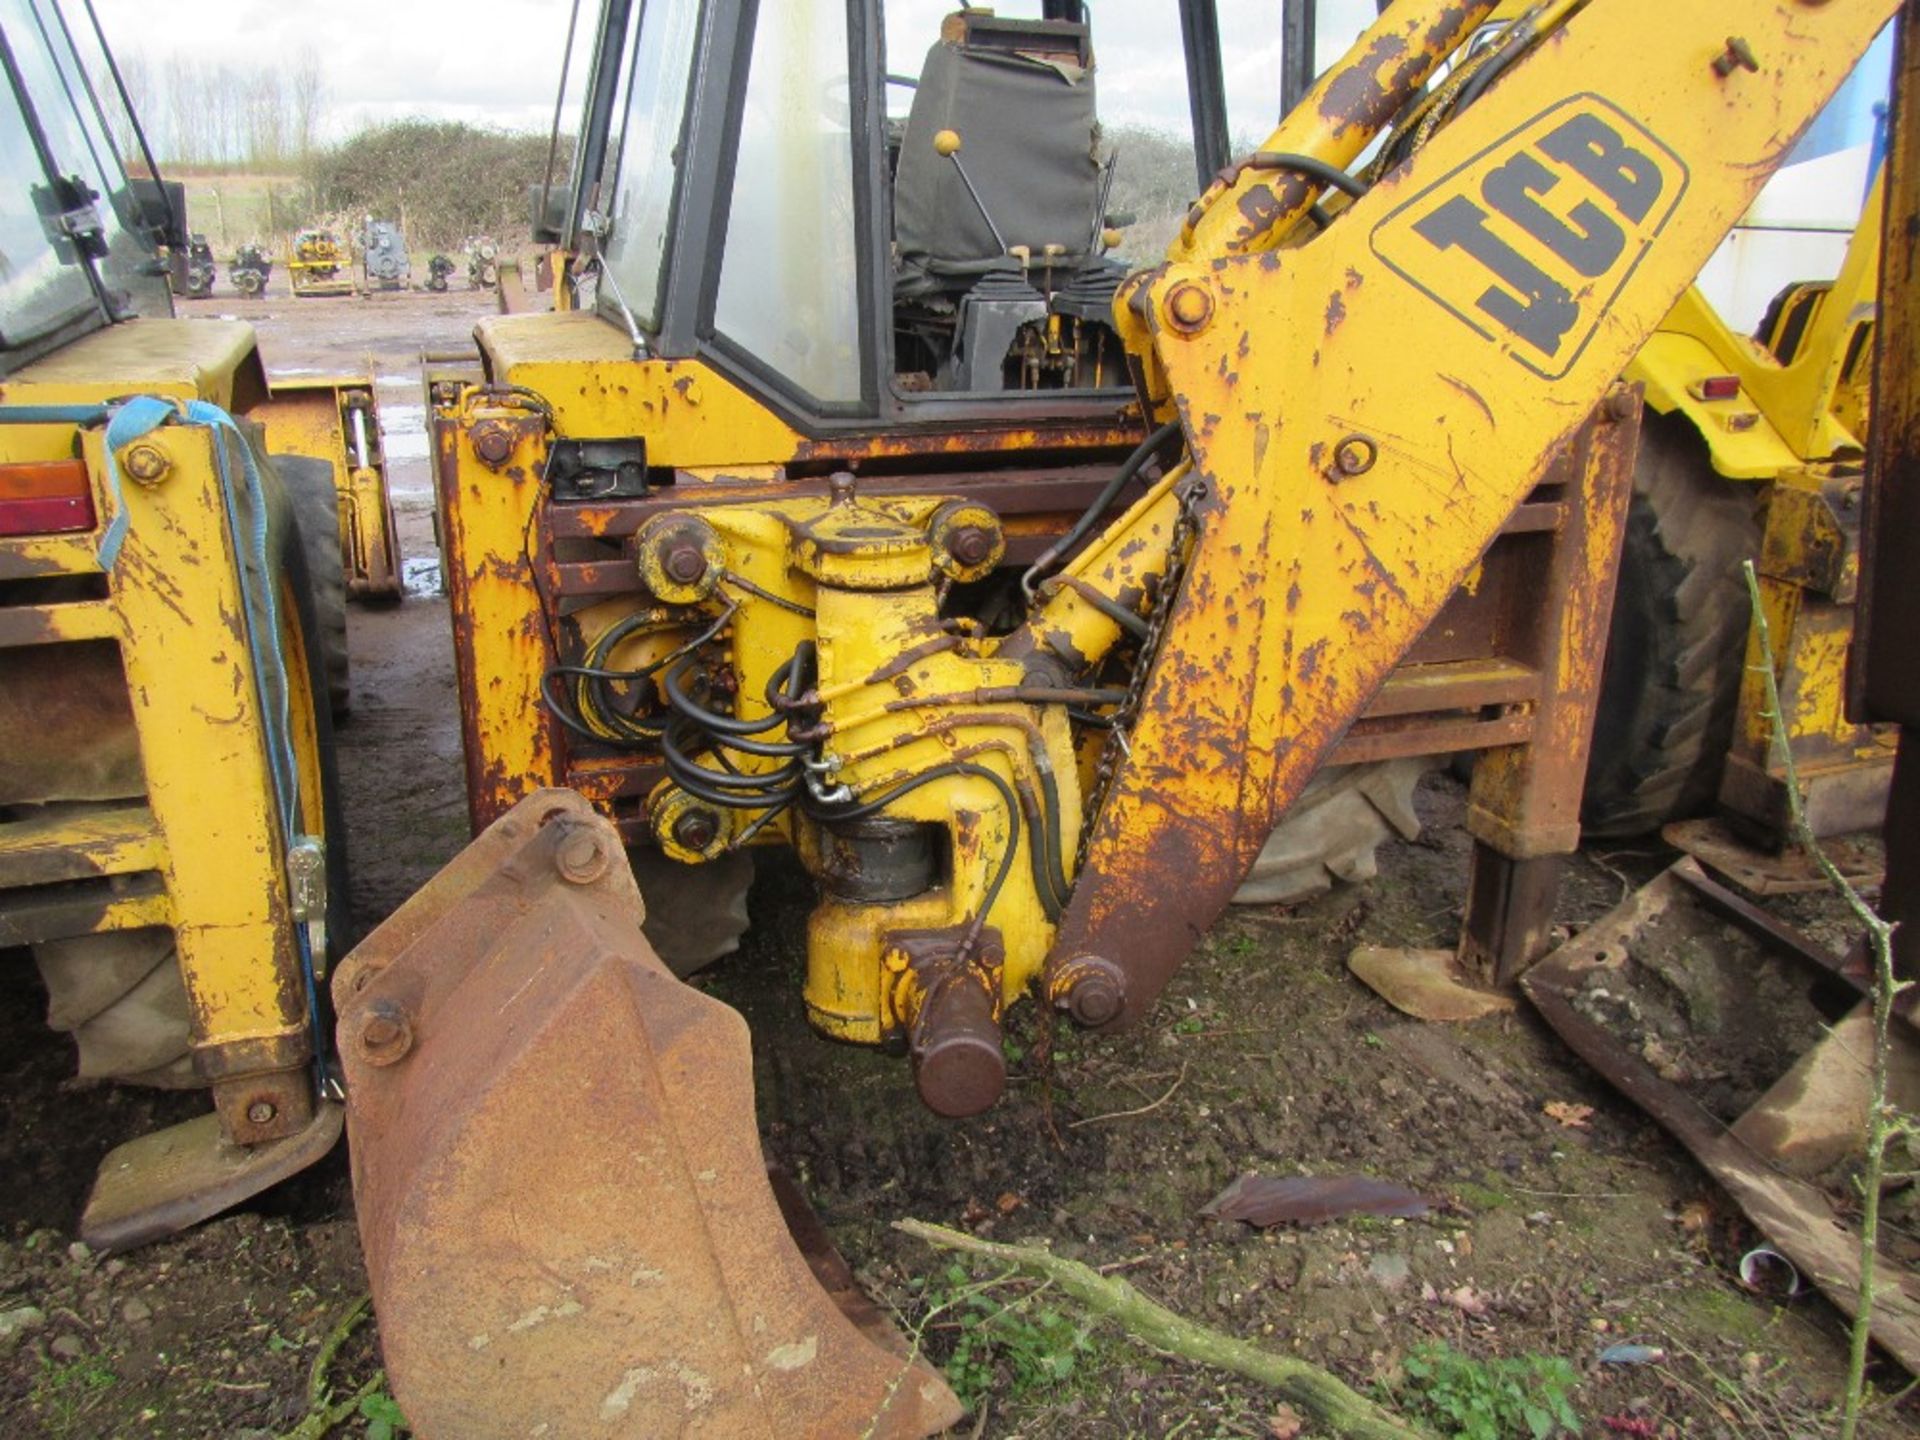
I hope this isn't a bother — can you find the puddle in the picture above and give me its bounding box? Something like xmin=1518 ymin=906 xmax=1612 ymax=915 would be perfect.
xmin=402 ymin=556 xmax=446 ymax=598
xmin=377 ymin=403 xmax=430 ymax=464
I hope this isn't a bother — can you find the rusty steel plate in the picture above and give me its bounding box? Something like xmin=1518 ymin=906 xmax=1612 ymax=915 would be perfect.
xmin=332 ymin=788 xmax=961 ymax=1439
xmin=1663 ymin=817 xmax=1885 ymax=897
xmin=81 ymin=1102 xmax=343 ymax=1254
xmin=1523 ymin=862 xmax=1920 ymax=1373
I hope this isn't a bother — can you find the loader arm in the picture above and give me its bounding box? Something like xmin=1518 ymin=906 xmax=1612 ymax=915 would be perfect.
xmin=1026 ymin=0 xmax=1904 ymax=1028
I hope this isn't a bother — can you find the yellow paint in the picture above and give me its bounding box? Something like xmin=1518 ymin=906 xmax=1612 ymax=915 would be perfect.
xmin=0 ymin=805 xmax=165 ymax=884
xmin=1051 ymin=0 xmax=1896 ymax=967
xmin=254 ymin=376 xmax=401 ymax=598
xmin=1726 ymin=465 xmax=1890 ymax=808
xmin=78 ymin=423 xmax=303 ymax=1047
xmin=436 ymin=394 xmax=559 ymax=825
xmin=0 ymin=317 xmax=328 ymax=1139
xmin=438 ymin=0 xmax=1896 ymax=1057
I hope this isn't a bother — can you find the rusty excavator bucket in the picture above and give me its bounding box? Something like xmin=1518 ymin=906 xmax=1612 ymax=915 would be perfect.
xmin=332 ymin=789 xmax=962 ymax=1439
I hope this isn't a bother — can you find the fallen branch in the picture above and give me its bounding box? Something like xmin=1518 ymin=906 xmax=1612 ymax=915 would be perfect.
xmin=896 ymin=1219 xmax=1429 ymax=1440
xmin=276 ymin=1295 xmax=387 ymax=1440
xmin=1744 ymin=561 xmax=1910 ymax=1440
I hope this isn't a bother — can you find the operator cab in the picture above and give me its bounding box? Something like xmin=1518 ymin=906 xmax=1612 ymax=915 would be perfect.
xmin=888 ymin=10 xmax=1126 ymax=391
xmin=543 ymin=0 xmax=1253 ymax=428
xmin=0 ymin=0 xmax=178 ymax=377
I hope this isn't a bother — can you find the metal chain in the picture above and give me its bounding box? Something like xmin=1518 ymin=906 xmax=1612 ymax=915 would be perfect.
xmin=1073 ymin=479 xmax=1205 ymax=873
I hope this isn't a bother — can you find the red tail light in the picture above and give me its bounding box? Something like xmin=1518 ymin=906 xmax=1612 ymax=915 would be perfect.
xmin=1691 ymin=375 xmax=1742 ymax=401
xmin=0 ymin=459 xmax=96 ymax=537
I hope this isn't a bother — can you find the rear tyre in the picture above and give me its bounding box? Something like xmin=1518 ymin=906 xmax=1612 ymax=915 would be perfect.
xmin=275 ymin=454 xmax=351 ymax=720
xmin=1581 ymin=412 xmax=1762 ymax=838
xmin=1232 ymin=757 xmax=1432 ymax=907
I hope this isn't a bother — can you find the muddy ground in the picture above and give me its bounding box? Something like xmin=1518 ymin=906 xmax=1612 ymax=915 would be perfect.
xmin=3 ymin=289 xmax=1916 ymax=1438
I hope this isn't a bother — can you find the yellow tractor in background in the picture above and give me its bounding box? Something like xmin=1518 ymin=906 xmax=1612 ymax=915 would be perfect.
xmin=325 ymin=0 xmax=1911 ymax=1433
xmin=1587 ymin=179 xmax=1895 ymax=857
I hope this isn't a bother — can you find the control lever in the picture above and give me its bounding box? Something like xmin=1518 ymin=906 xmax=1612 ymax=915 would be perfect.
xmin=933 ymin=129 xmax=1009 ymax=256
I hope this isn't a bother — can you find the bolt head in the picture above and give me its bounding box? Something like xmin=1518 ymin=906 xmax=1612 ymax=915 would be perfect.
xmin=246 ymin=1101 xmax=277 ymax=1125
xmin=948 ymin=526 xmax=993 ymax=567
xmin=356 ymin=999 xmax=414 ymax=1066
xmin=470 ymin=422 xmax=513 ymax=465
xmin=1166 ymin=282 xmax=1214 ymax=333
xmin=671 ymin=809 xmax=720 ymax=852
xmin=661 ymin=542 xmax=708 ymax=585
xmin=1056 ymin=955 xmax=1127 ymax=1029
xmin=555 ymin=827 xmax=612 ymax=885
xmin=123 ymin=443 xmax=170 ymax=485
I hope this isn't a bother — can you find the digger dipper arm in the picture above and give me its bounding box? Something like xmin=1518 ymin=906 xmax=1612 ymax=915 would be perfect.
xmin=1031 ymin=0 xmax=1903 ymax=1028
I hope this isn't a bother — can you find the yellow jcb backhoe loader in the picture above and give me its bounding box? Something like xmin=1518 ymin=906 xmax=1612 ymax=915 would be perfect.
xmin=0 ymin=0 xmax=378 ymax=1248
xmin=324 ymin=0 xmax=1914 ymax=1433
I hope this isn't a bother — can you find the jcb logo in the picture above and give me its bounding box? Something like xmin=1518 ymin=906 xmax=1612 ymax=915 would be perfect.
xmin=1371 ymin=96 xmax=1687 ymax=379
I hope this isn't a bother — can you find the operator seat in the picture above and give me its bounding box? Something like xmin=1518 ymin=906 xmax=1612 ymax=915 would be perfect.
xmin=893 ymin=11 xmax=1102 ymax=304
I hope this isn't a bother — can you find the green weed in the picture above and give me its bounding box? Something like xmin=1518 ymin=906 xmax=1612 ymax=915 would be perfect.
xmin=919 ymin=1263 xmax=1097 ymax=1408
xmin=359 ymin=1387 xmax=409 ymax=1439
xmin=1391 ymin=1341 xmax=1580 ymax=1440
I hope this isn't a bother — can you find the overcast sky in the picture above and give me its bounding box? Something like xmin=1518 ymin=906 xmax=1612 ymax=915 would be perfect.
xmin=91 ymin=0 xmax=574 ymax=138
xmin=88 ymin=0 xmax=1386 ymax=145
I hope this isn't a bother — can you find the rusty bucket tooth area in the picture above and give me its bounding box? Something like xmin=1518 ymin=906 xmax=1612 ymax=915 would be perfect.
xmin=331 ymin=789 xmax=962 ymax=1439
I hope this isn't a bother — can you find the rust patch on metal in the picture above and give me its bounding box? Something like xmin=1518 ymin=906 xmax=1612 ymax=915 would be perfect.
xmin=1324 ymin=290 xmax=1348 ymax=336
xmin=0 ymin=643 xmax=143 ymax=803
xmin=1317 ymin=3 xmax=1490 ymax=136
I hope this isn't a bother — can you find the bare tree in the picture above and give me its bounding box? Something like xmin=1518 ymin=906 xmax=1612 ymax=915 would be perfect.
xmin=290 ymin=49 xmax=327 ymax=164
xmin=244 ymin=67 xmax=288 ymax=168
xmin=95 ymin=51 xmax=152 ymax=170
xmin=163 ymin=55 xmax=202 ymax=165
xmin=120 ymin=47 xmax=327 ymax=173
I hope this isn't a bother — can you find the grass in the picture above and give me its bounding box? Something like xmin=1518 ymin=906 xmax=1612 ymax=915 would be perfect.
xmin=179 ymin=174 xmax=312 ymax=250
xmin=32 ymin=1356 xmax=117 ymax=1437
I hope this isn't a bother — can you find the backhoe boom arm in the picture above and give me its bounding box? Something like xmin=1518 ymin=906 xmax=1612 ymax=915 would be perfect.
xmin=1033 ymin=0 xmax=1904 ymax=1028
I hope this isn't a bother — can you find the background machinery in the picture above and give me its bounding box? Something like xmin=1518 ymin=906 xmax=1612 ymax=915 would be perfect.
xmin=359 ymin=217 xmax=410 ymax=292
xmin=289 ymin=226 xmax=353 ymax=297
xmin=465 ymin=234 xmax=499 ymax=290
xmin=164 ymin=231 xmax=215 ymax=299
xmin=229 ymin=241 xmax=273 ymax=297
xmin=1587 ymin=193 xmax=1896 ymax=855
xmin=341 ymin=0 xmax=1910 ymax=1432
